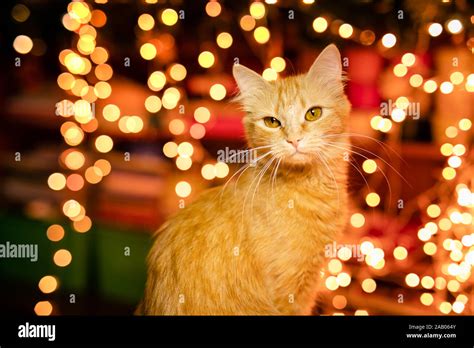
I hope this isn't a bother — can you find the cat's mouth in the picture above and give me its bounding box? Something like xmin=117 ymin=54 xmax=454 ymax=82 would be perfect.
xmin=290 ymin=149 xmax=308 ymax=156
xmin=286 ymin=149 xmax=310 ymax=162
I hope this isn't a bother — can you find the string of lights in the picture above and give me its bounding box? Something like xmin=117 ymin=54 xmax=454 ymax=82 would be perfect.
xmin=36 ymin=0 xmax=114 ymax=315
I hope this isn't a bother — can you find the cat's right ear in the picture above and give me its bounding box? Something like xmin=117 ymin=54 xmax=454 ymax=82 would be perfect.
xmin=306 ymin=44 xmax=343 ymax=84
xmin=233 ymin=64 xmax=268 ymax=98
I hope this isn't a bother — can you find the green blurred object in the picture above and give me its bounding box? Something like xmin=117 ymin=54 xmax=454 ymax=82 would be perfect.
xmin=0 ymin=213 xmax=152 ymax=305
xmin=95 ymin=226 xmax=151 ymax=305
xmin=0 ymin=213 xmax=90 ymax=292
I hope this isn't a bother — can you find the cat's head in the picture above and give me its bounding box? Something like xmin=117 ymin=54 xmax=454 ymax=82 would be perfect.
xmin=233 ymin=44 xmax=350 ymax=167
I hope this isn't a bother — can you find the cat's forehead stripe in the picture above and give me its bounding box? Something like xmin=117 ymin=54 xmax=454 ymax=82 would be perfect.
xmin=275 ymin=77 xmax=306 ymax=116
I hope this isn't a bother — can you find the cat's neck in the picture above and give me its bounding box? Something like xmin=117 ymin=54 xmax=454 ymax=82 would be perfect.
xmin=239 ymin=158 xmax=346 ymax=198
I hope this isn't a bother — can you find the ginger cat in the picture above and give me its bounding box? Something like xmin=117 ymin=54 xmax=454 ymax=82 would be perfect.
xmin=140 ymin=44 xmax=350 ymax=315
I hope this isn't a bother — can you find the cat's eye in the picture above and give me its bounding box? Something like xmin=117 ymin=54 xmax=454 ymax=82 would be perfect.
xmin=305 ymin=107 xmax=322 ymax=122
xmin=263 ymin=117 xmax=281 ymax=128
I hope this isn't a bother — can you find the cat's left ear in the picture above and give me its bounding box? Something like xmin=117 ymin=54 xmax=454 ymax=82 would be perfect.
xmin=233 ymin=63 xmax=268 ymax=98
xmin=306 ymin=44 xmax=342 ymax=83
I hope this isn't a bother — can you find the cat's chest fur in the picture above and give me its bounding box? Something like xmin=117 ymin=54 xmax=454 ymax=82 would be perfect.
xmin=238 ymin=168 xmax=347 ymax=314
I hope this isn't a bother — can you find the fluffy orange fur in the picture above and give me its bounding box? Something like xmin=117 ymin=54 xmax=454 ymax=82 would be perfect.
xmin=140 ymin=44 xmax=351 ymax=315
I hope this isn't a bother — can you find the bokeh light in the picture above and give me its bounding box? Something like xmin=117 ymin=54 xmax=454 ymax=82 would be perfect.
xmin=38 ymin=276 xmax=58 ymax=294
xmin=54 ymin=249 xmax=72 ymax=267
xmin=13 ymin=35 xmax=33 ymax=54
xmin=175 ymin=181 xmax=192 ymax=198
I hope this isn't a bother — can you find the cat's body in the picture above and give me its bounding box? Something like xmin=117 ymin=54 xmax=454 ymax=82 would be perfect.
xmin=140 ymin=44 xmax=351 ymax=315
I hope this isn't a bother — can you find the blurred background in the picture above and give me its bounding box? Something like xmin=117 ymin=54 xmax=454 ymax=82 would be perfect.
xmin=0 ymin=0 xmax=473 ymax=316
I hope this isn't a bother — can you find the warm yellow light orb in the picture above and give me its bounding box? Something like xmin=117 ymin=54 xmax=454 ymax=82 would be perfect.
xmin=439 ymin=302 xmax=452 ymax=314
xmin=393 ymin=246 xmax=408 ymax=260
xmin=362 ymin=159 xmax=377 ymax=174
xmin=73 ymin=215 xmax=92 ymax=233
xmin=95 ymin=63 xmax=113 ymax=81
xmin=162 ymin=87 xmax=181 ymax=109
xmin=393 ymin=64 xmax=408 ymax=77
xmin=201 ymin=164 xmax=216 ymax=180
xmin=48 ymin=173 xmax=66 ymax=191
xmin=426 ymin=204 xmax=441 ymax=218
xmin=440 ymin=81 xmax=454 ymax=94
xmin=140 ymin=43 xmax=157 ymax=60
xmin=250 ymin=2 xmax=266 ymax=19
xmin=39 ymin=276 xmax=58 ymax=294
xmin=94 ymin=159 xmax=111 ymax=176
xmin=450 ymin=72 xmax=464 ymax=85
xmin=391 ymin=108 xmax=406 ymax=123
xmin=409 ymin=74 xmax=423 ymax=87
xmin=95 ymin=135 xmax=113 ymax=153
xmin=163 ymin=142 xmax=178 ymax=158
xmin=148 ymin=71 xmax=166 ymax=91
xmin=57 ymin=72 xmax=75 ymax=90
xmin=328 ymin=259 xmax=342 ymax=274
xmin=168 ymin=64 xmax=186 ymax=82
xmin=13 ymin=35 xmax=33 ymax=54
xmin=270 ymin=57 xmax=286 ymax=72
xmin=336 ymin=272 xmax=351 ymax=287
xmin=452 ymin=301 xmax=465 ymax=314
xmin=177 ymin=142 xmax=194 ymax=158
xmin=458 ymin=118 xmax=472 ymax=131
xmin=194 ymin=106 xmax=211 ymax=123
xmin=452 ymin=144 xmax=466 ymax=156
xmin=405 ymin=273 xmax=420 ymax=287
xmin=103 ymin=104 xmax=120 ymax=121
xmin=423 ymin=80 xmax=437 ymax=93
xmin=34 ymin=301 xmax=53 ymax=316
xmin=169 ymin=119 xmax=185 ymax=135
xmin=428 ymin=22 xmax=442 ymax=37
xmin=381 ymin=33 xmax=396 ymax=48
xmin=190 ymin=123 xmax=206 ymax=139
xmin=198 ymin=51 xmax=215 ymax=68
xmin=54 ymin=249 xmax=72 ymax=267
xmin=378 ymin=118 xmax=393 ymax=132
xmin=240 ymin=15 xmax=256 ymax=31
xmin=209 ymin=84 xmax=227 ymax=100
xmin=176 ymin=156 xmax=192 ymax=171
xmin=442 ymin=167 xmax=456 ymax=180
xmin=420 ymin=293 xmax=434 ymax=306
xmin=205 ymin=1 xmax=221 ymax=17
xmin=85 ymin=166 xmax=103 ymax=184
xmin=312 ymin=17 xmax=328 ymax=33
xmin=47 ymin=224 xmax=65 ymax=242
xmin=325 ymin=276 xmax=338 ymax=291
xmin=366 ymin=192 xmax=380 ymax=207
xmin=216 ymin=32 xmax=233 ymax=49
xmin=395 ymin=96 xmax=409 ymax=109
xmin=145 ymin=95 xmax=162 ymax=113
xmin=446 ymin=19 xmax=463 ymax=34
xmin=361 ymin=278 xmax=376 ymax=293
xmin=350 ymin=213 xmax=365 ymax=228
xmin=262 ymin=68 xmax=277 ymax=81
xmin=175 ymin=181 xmax=192 ymax=198
xmin=161 ymin=8 xmax=178 ymax=26
xmin=254 ymin=26 xmax=270 ymax=44
xmin=215 ymin=162 xmax=229 ymax=178
xmin=401 ymin=53 xmax=416 ymax=66
xmin=423 ymin=242 xmax=437 ymax=256
xmin=338 ymin=24 xmax=353 ymax=39
xmin=138 ymin=13 xmax=155 ymax=31
xmin=64 ymin=150 xmax=85 ymax=170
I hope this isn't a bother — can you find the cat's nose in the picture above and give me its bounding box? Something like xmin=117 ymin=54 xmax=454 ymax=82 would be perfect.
xmin=286 ymin=138 xmax=302 ymax=148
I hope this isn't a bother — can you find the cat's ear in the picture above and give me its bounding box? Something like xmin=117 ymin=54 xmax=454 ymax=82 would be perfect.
xmin=306 ymin=44 xmax=342 ymax=83
xmin=233 ymin=63 xmax=268 ymax=97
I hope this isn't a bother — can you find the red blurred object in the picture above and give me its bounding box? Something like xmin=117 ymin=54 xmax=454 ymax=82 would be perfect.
xmin=346 ymin=48 xmax=383 ymax=108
